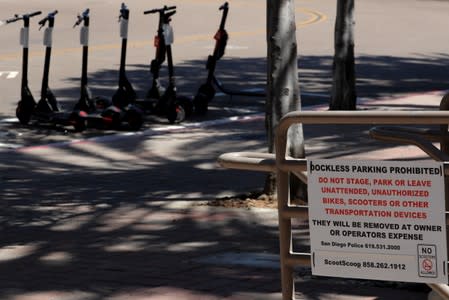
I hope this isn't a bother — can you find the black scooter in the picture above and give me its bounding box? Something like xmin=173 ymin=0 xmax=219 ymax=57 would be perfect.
xmin=15 ymin=11 xmax=87 ymax=132
xmin=104 ymin=3 xmax=144 ymax=131
xmin=73 ymin=9 xmax=101 ymax=118
xmin=193 ymin=2 xmax=264 ymax=114
xmin=72 ymin=8 xmax=139 ymax=130
xmin=138 ymin=5 xmax=192 ymax=123
xmin=3 ymin=11 xmax=42 ymax=123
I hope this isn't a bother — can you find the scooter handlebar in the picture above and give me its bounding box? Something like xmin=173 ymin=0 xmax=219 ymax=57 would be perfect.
xmin=4 ymin=11 xmax=42 ymax=24
xmin=119 ymin=3 xmax=129 ymax=20
xmin=73 ymin=8 xmax=89 ymax=28
xmin=218 ymin=2 xmax=229 ymax=30
xmin=144 ymin=5 xmax=176 ymax=15
xmin=219 ymin=2 xmax=229 ymax=10
xmin=38 ymin=10 xmax=58 ymax=27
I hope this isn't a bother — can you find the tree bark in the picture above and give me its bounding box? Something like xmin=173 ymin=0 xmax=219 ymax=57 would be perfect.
xmin=265 ymin=0 xmax=306 ymax=201
xmin=330 ymin=0 xmax=356 ymax=110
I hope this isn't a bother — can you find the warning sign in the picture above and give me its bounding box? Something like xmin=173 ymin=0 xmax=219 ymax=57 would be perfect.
xmin=308 ymin=159 xmax=447 ymax=284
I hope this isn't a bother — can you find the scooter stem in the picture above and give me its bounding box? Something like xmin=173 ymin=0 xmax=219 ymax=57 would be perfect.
xmin=12 ymin=11 xmax=42 ymax=92
xmin=74 ymin=9 xmax=91 ymax=106
xmin=77 ymin=9 xmax=90 ymax=88
xmin=21 ymin=15 xmax=31 ymax=92
xmin=119 ymin=4 xmax=129 ymax=81
xmin=219 ymin=2 xmax=229 ymax=31
xmin=40 ymin=11 xmax=57 ymax=100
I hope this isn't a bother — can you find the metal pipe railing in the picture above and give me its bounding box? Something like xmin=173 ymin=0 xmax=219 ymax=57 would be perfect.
xmin=369 ymin=126 xmax=449 ymax=161
xmin=218 ymin=109 xmax=449 ymax=300
xmin=275 ymin=110 xmax=449 ymax=164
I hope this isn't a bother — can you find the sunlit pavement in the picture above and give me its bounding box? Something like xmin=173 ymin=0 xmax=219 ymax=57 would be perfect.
xmin=1 ymin=90 xmax=446 ymax=299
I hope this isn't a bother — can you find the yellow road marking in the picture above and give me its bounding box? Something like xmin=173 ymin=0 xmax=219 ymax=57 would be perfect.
xmin=0 ymin=7 xmax=327 ymax=62
xmin=299 ymin=7 xmax=327 ymax=28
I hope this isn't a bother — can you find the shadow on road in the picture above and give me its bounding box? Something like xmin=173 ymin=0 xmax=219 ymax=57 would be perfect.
xmin=51 ymin=52 xmax=449 ymax=109
xmin=0 ymin=51 xmax=444 ymax=299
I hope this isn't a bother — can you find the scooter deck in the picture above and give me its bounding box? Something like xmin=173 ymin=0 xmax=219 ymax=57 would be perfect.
xmin=31 ymin=109 xmax=86 ymax=130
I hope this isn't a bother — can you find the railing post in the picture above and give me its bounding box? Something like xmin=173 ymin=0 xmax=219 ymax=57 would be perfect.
xmin=277 ymin=170 xmax=294 ymax=300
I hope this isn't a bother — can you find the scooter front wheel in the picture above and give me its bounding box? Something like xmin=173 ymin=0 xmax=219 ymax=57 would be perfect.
xmin=193 ymin=83 xmax=215 ymax=115
xmin=193 ymin=93 xmax=209 ymax=115
xmin=101 ymin=106 xmax=122 ymax=129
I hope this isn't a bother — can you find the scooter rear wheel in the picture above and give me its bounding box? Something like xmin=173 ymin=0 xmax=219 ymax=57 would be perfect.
xmin=16 ymin=101 xmax=33 ymax=125
xmin=70 ymin=111 xmax=87 ymax=132
xmin=177 ymin=96 xmax=193 ymax=117
xmin=167 ymin=103 xmax=185 ymax=124
xmin=126 ymin=107 xmax=144 ymax=131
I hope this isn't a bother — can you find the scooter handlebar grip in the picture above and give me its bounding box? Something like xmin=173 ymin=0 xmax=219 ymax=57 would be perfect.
xmin=219 ymin=2 xmax=229 ymax=10
xmin=73 ymin=19 xmax=82 ymax=28
xmin=28 ymin=11 xmax=42 ymax=18
xmin=144 ymin=6 xmax=176 ymax=14
xmin=144 ymin=9 xmax=158 ymax=14
xmin=5 ymin=16 xmax=21 ymax=23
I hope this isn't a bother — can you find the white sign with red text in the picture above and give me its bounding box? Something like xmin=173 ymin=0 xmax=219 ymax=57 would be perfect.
xmin=307 ymin=159 xmax=447 ymax=283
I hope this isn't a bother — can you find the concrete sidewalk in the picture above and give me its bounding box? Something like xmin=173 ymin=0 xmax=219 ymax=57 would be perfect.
xmin=1 ymin=90 xmax=448 ymax=300
xmin=0 ymin=202 xmax=433 ymax=300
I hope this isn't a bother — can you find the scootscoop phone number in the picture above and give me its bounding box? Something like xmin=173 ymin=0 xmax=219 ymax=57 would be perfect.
xmin=324 ymin=259 xmax=407 ymax=270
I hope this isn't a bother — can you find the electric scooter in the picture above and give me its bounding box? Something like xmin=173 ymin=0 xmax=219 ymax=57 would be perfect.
xmin=15 ymin=10 xmax=87 ymax=132
xmin=138 ymin=5 xmax=192 ymax=123
xmin=102 ymin=3 xmax=144 ymax=131
xmin=72 ymin=8 xmax=139 ymax=130
xmin=72 ymin=9 xmax=101 ymax=118
xmin=3 ymin=11 xmax=42 ymax=125
xmin=193 ymin=2 xmax=264 ymax=114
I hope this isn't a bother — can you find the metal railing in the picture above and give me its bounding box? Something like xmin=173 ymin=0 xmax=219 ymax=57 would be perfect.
xmin=218 ymin=107 xmax=449 ymax=300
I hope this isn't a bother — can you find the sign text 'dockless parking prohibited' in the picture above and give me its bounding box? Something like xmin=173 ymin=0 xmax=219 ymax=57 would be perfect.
xmin=307 ymin=159 xmax=447 ymax=284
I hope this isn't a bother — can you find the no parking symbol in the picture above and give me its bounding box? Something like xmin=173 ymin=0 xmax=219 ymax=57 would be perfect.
xmin=418 ymin=244 xmax=438 ymax=278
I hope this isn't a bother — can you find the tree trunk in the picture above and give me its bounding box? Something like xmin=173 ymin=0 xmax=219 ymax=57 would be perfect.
xmin=330 ymin=0 xmax=356 ymax=110
xmin=265 ymin=0 xmax=306 ymax=201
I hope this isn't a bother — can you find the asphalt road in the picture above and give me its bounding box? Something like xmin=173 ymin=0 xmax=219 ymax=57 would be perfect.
xmin=0 ymin=0 xmax=448 ymax=147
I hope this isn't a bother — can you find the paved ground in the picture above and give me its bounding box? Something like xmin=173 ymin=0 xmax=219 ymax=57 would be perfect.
xmin=1 ymin=0 xmax=449 ymax=146
xmin=1 ymin=90 xmax=448 ymax=300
